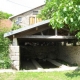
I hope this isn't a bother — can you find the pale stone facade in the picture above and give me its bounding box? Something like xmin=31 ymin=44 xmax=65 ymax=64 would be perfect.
xmin=9 ymin=46 xmax=20 ymax=70
xmin=10 ymin=5 xmax=44 ymax=27
xmin=58 ymin=46 xmax=80 ymax=65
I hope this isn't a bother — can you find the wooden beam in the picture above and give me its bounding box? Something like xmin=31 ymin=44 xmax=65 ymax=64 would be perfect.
xmin=17 ymin=35 xmax=76 ymax=39
xmin=15 ymin=24 xmax=49 ymax=38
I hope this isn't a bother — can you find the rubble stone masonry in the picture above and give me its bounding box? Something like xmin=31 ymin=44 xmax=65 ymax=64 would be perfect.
xmin=9 ymin=46 xmax=20 ymax=70
xmin=58 ymin=46 xmax=80 ymax=65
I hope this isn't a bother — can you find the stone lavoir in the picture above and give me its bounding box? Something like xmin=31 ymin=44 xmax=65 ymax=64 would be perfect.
xmin=4 ymin=20 xmax=80 ymax=70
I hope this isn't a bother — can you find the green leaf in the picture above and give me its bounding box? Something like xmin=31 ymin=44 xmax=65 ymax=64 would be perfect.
xmin=38 ymin=0 xmax=80 ymax=39
xmin=70 ymin=18 xmax=73 ymax=22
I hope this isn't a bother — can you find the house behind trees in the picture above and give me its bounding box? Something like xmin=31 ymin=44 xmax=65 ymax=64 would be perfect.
xmin=4 ymin=4 xmax=80 ymax=71
xmin=9 ymin=4 xmax=44 ymax=27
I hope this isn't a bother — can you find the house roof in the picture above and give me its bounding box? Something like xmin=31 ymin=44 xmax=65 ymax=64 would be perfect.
xmin=4 ymin=20 xmax=50 ymax=38
xmin=9 ymin=4 xmax=45 ymax=20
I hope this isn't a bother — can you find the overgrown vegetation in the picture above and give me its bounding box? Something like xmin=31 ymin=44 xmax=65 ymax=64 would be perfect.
xmin=38 ymin=0 xmax=80 ymax=40
xmin=0 ymin=24 xmax=20 ymax=69
xmin=0 ymin=28 xmax=11 ymax=69
xmin=0 ymin=11 xmax=12 ymax=68
xmin=0 ymin=11 xmax=12 ymax=69
xmin=0 ymin=11 xmax=21 ymax=69
xmin=11 ymin=22 xmax=21 ymax=30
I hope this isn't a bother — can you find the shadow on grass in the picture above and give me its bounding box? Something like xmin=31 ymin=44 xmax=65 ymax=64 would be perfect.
xmin=65 ymin=67 xmax=80 ymax=78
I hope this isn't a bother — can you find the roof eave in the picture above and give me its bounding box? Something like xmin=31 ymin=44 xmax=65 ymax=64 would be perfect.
xmin=4 ymin=20 xmax=50 ymax=38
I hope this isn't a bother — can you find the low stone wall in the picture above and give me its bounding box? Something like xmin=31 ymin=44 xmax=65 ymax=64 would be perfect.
xmin=9 ymin=46 xmax=20 ymax=70
xmin=20 ymin=46 xmax=57 ymax=60
xmin=57 ymin=46 xmax=80 ymax=65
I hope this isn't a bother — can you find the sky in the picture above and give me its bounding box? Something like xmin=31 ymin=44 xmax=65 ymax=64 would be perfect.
xmin=0 ymin=0 xmax=45 ymax=15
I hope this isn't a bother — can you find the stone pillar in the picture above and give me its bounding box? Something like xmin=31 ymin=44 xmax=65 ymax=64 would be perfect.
xmin=9 ymin=46 xmax=20 ymax=70
xmin=13 ymin=37 xmax=18 ymax=46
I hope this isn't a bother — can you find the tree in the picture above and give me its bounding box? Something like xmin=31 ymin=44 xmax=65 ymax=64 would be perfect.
xmin=0 ymin=11 xmax=12 ymax=19
xmin=38 ymin=0 xmax=80 ymax=39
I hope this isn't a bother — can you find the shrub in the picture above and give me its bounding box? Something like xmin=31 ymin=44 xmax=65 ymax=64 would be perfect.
xmin=11 ymin=22 xmax=21 ymax=30
xmin=0 ymin=28 xmax=11 ymax=69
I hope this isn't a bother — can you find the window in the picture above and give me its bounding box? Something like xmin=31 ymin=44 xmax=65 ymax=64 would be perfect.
xmin=15 ymin=17 xmax=22 ymax=25
xmin=29 ymin=17 xmax=35 ymax=25
xmin=18 ymin=17 xmax=22 ymax=22
xmin=29 ymin=16 xmax=42 ymax=25
xmin=33 ymin=11 xmax=38 ymax=15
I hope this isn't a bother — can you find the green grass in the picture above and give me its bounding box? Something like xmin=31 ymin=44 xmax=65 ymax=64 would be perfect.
xmin=0 ymin=70 xmax=80 ymax=80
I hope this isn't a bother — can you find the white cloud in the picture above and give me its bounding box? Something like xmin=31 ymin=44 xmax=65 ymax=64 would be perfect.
xmin=0 ymin=0 xmax=44 ymax=15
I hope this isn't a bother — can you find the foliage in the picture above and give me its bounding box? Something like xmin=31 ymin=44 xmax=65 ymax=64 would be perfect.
xmin=0 ymin=28 xmax=11 ymax=69
xmin=0 ymin=11 xmax=12 ymax=19
xmin=0 ymin=11 xmax=12 ymax=68
xmin=75 ymin=32 xmax=80 ymax=40
xmin=38 ymin=0 xmax=80 ymax=39
xmin=11 ymin=22 xmax=21 ymax=30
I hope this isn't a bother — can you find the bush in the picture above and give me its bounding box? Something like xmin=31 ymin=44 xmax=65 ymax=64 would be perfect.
xmin=11 ymin=23 xmax=21 ymax=30
xmin=0 ymin=28 xmax=11 ymax=69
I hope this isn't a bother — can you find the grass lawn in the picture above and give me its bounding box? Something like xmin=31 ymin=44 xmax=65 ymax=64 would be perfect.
xmin=0 ymin=70 xmax=80 ymax=80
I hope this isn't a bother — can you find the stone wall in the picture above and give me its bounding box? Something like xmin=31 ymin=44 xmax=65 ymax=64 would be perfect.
xmin=57 ymin=46 xmax=80 ymax=65
xmin=20 ymin=46 xmax=57 ymax=60
xmin=9 ymin=45 xmax=80 ymax=70
xmin=9 ymin=46 xmax=20 ymax=70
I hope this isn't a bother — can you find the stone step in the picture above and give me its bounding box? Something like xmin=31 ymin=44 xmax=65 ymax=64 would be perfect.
xmin=32 ymin=59 xmax=43 ymax=70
